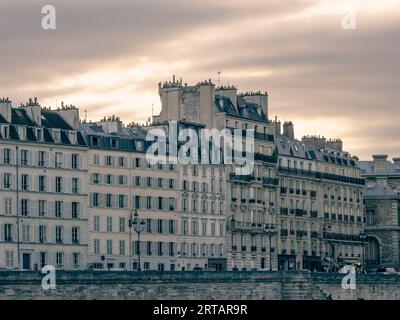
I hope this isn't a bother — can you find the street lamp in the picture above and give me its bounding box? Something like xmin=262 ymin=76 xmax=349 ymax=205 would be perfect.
xmin=359 ymin=231 xmax=367 ymax=273
xmin=265 ymin=224 xmax=276 ymax=271
xmin=129 ymin=209 xmax=145 ymax=271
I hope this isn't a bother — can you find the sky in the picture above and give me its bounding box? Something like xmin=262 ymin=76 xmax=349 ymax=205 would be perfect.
xmin=0 ymin=0 xmax=399 ymax=160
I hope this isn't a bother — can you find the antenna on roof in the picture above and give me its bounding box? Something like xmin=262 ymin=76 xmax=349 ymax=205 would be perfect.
xmin=217 ymin=71 xmax=222 ymax=87
xmin=84 ymin=110 xmax=87 ymax=122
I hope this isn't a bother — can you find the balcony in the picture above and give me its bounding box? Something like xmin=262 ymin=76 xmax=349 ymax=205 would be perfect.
xmin=295 ymin=209 xmax=304 ymax=217
xmin=350 ymin=216 xmax=355 ymax=222
xmin=241 ymin=246 xmax=247 ymax=252
xmin=290 ymin=230 xmax=295 ymax=236
xmin=232 ymin=245 xmax=237 ymax=251
xmin=251 ymin=246 xmax=257 ymax=252
xmin=357 ymin=216 xmax=362 ymax=223
xmin=289 ymin=188 xmax=294 ymax=194
xmin=324 ymin=212 xmax=329 ymax=219
xmin=262 ymin=177 xmax=279 ymax=186
xmin=344 ymin=215 xmax=349 ymax=222
xmin=296 ymin=189 xmax=301 ymax=195
xmin=310 ymin=191 xmax=317 ymax=198
xmin=310 ymin=211 xmax=318 ymax=218
xmin=296 ymin=231 xmax=304 ymax=237
xmin=261 ymin=247 xmax=267 ymax=252
xmin=230 ymin=173 xmax=252 ymax=183
xmin=280 ymin=229 xmax=288 ymax=237
xmin=290 ymin=209 xmax=295 ymax=215
xmin=280 ymin=187 xmax=287 ymax=194
xmin=290 ymin=250 xmax=296 ymax=255
xmin=302 ymin=190 xmax=307 ymax=196
xmin=311 ymin=231 xmax=319 ymax=239
xmin=254 ymin=153 xmax=278 ymax=164
xmin=338 ymin=214 xmax=343 ymax=221
xmin=280 ymin=208 xmax=288 ymax=215
xmin=331 ymin=214 xmax=336 ymax=220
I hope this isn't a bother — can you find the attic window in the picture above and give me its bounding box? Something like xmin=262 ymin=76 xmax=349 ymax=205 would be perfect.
xmin=53 ymin=130 xmax=60 ymax=142
xmin=136 ymin=141 xmax=143 ymax=151
xmin=1 ymin=125 xmax=9 ymax=139
xmin=111 ymin=138 xmax=118 ymax=148
xmin=36 ymin=128 xmax=43 ymax=141
xmin=92 ymin=136 xmax=99 ymax=146
xmin=19 ymin=126 xmax=27 ymax=141
xmin=69 ymin=131 xmax=77 ymax=144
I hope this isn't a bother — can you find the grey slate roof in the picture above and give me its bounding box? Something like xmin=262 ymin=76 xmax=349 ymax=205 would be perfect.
xmin=358 ymin=161 xmax=400 ymax=176
xmin=215 ymin=95 xmax=268 ymax=123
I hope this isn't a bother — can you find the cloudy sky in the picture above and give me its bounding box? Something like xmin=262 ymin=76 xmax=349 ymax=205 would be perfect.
xmin=1 ymin=0 xmax=399 ymax=159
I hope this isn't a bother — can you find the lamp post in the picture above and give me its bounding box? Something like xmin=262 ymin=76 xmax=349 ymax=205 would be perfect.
xmin=265 ymin=224 xmax=276 ymax=271
xmin=129 ymin=209 xmax=145 ymax=271
xmin=359 ymin=231 xmax=367 ymax=273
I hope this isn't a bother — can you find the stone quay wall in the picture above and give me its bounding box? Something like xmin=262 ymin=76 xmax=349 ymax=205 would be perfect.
xmin=0 ymin=271 xmax=399 ymax=300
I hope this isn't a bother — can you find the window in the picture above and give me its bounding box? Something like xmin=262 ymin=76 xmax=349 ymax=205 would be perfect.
xmin=55 ymin=152 xmax=62 ymax=168
xmin=55 ymin=177 xmax=62 ymax=193
xmin=93 ymin=154 xmax=99 ymax=165
xmin=21 ymin=174 xmax=28 ymax=191
xmin=158 ymin=242 xmax=163 ymax=256
xmin=72 ymin=227 xmax=80 ymax=244
xmin=92 ymin=137 xmax=99 ymax=146
xmin=53 ymin=130 xmax=61 ymax=142
xmin=5 ymin=251 xmax=14 ymax=268
xmin=4 ymin=224 xmax=13 ymax=242
xmin=71 ymin=154 xmax=79 ymax=169
xmin=169 ymin=242 xmax=174 ymax=256
xmin=38 ymin=175 xmax=46 ymax=192
xmin=38 ymin=200 xmax=46 ymax=217
xmin=158 ymin=263 xmax=165 ymax=271
xmin=2 ymin=125 xmax=10 ymax=139
xmin=93 ymin=216 xmax=100 ymax=231
xmin=107 ymin=240 xmax=113 ymax=255
xmin=106 ymin=194 xmax=113 ymax=208
xmin=146 ymin=219 xmax=152 ymax=233
xmin=20 ymin=150 xmax=28 ymax=166
xmin=72 ymin=202 xmax=79 ymax=219
xmin=94 ymin=239 xmax=100 ymax=254
xmin=38 ymin=151 xmax=46 ymax=167
xmin=3 ymin=148 xmax=11 ymax=164
xmin=39 ymin=225 xmax=47 ymax=243
xmin=158 ymin=219 xmax=163 ymax=234
xmin=69 ymin=131 xmax=77 ymax=144
xmin=72 ymin=178 xmax=79 ymax=194
xmin=118 ymin=195 xmax=126 ymax=209
xmin=20 ymin=199 xmax=29 ymax=216
xmin=107 ymin=217 xmax=113 ymax=232
xmin=56 ymin=252 xmax=64 ymax=269
xmin=119 ymin=217 xmax=125 ymax=232
xmin=106 ymin=156 xmax=113 ymax=166
xmin=118 ymin=157 xmax=126 ymax=167
xmin=119 ymin=240 xmax=125 ymax=255
xmin=55 ymin=201 xmax=63 ymax=217
xmin=73 ymin=253 xmax=80 ymax=269
xmin=182 ymin=220 xmax=188 ymax=235
xmin=93 ymin=173 xmax=100 ymax=184
xmin=192 ymin=221 xmax=198 ymax=236
xmin=3 ymin=173 xmax=11 ymax=189
xmin=92 ymin=193 xmax=100 ymax=207
xmin=56 ymin=226 xmax=63 ymax=243
xmin=147 ymin=241 xmax=152 ymax=255
xmin=4 ymin=198 xmax=12 ymax=215
xmin=211 ymin=222 xmax=216 ymax=236
xmin=169 ymin=220 xmax=175 ymax=234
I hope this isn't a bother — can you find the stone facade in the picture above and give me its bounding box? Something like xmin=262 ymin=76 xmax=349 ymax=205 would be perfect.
xmin=359 ymin=155 xmax=400 ymax=269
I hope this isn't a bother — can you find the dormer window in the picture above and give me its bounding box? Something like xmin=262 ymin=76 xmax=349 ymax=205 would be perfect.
xmin=53 ymin=130 xmax=60 ymax=143
xmin=92 ymin=136 xmax=99 ymax=146
xmin=111 ymin=138 xmax=118 ymax=148
xmin=1 ymin=125 xmax=9 ymax=139
xmin=135 ymin=141 xmax=142 ymax=151
xmin=19 ymin=127 xmax=27 ymax=141
xmin=36 ymin=128 xmax=43 ymax=142
xmin=69 ymin=131 xmax=77 ymax=144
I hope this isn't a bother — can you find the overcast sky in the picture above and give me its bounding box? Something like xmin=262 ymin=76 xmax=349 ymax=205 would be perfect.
xmin=1 ymin=0 xmax=399 ymax=159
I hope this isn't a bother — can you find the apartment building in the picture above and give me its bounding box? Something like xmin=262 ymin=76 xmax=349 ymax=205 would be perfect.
xmin=0 ymin=98 xmax=88 ymax=270
xmin=359 ymin=155 xmax=400 ymax=269
xmin=153 ymin=78 xmax=279 ymax=270
xmin=275 ymin=122 xmax=365 ymax=271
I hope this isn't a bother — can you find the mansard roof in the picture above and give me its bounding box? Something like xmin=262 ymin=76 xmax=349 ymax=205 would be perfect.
xmin=215 ymin=95 xmax=268 ymax=123
xmin=275 ymin=134 xmax=356 ymax=167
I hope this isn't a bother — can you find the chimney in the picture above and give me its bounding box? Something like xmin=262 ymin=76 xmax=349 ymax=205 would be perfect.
xmin=242 ymin=91 xmax=268 ymax=119
xmin=23 ymin=97 xmax=42 ymax=126
xmin=326 ymin=138 xmax=343 ymax=152
xmin=55 ymin=104 xmax=80 ymax=129
xmin=282 ymin=121 xmax=294 ymax=140
xmin=97 ymin=115 xmax=123 ymax=134
xmin=215 ymin=85 xmax=237 ymax=108
xmin=272 ymin=116 xmax=281 ymax=135
xmin=0 ymin=97 xmax=12 ymax=122
xmin=372 ymin=154 xmax=388 ymax=174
